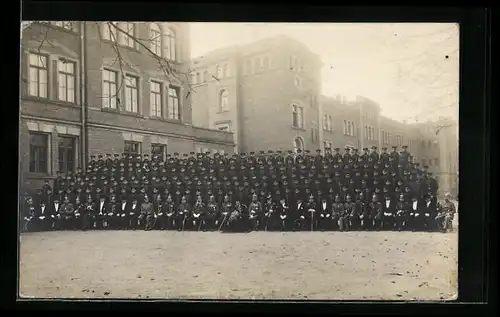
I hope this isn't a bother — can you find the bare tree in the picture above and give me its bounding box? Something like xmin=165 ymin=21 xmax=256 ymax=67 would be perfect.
xmin=21 ymin=21 xmax=221 ymax=102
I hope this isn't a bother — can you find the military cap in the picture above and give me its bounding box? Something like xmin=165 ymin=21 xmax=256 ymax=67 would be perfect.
xmin=267 ymin=150 xmax=274 ymax=154
xmin=423 ymin=165 xmax=429 ymax=169
xmin=363 ymin=148 xmax=368 ymax=151
xmin=98 ymin=154 xmax=104 ymax=158
xmin=297 ymin=149 xmax=302 ymax=153
xmin=428 ymin=172 xmax=433 ymax=176
xmin=392 ymin=146 xmax=397 ymax=149
xmin=382 ymin=147 xmax=387 ymax=150
xmin=249 ymin=151 xmax=255 ymax=155
xmin=371 ymin=146 xmax=377 ymax=149
xmin=402 ymin=145 xmax=408 ymax=149
xmin=353 ymin=148 xmax=359 ymax=152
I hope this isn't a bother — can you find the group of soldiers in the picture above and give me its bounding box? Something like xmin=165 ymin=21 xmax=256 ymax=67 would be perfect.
xmin=21 ymin=146 xmax=457 ymax=233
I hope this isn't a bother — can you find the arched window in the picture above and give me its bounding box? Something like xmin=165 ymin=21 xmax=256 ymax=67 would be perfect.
xmin=294 ymin=137 xmax=304 ymax=153
xmin=219 ymin=89 xmax=229 ymax=111
xmin=164 ymin=27 xmax=176 ymax=61
xmin=149 ymin=23 xmax=162 ymax=56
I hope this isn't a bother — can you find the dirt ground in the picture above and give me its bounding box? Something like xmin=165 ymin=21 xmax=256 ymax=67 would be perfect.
xmin=19 ymin=228 xmax=458 ymax=301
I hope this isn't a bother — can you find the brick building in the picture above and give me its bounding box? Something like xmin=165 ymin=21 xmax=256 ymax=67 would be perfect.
xmin=20 ymin=21 xmax=234 ymax=192
xmin=191 ymin=35 xmax=323 ymax=154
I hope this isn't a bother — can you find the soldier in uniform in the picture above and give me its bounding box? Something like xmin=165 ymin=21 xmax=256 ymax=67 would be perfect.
xmin=294 ymin=197 xmax=307 ymax=231
xmin=277 ymin=197 xmax=291 ymax=231
xmin=305 ymin=194 xmax=318 ymax=231
xmin=127 ymin=198 xmax=140 ymax=230
xmin=318 ymin=196 xmax=332 ymax=231
xmin=143 ymin=195 xmax=156 ymax=231
xmin=263 ymin=194 xmax=278 ymax=231
xmin=177 ymin=195 xmax=191 ymax=231
xmin=190 ymin=195 xmax=206 ymax=231
xmin=436 ymin=193 xmax=456 ymax=233
xmin=369 ymin=193 xmax=383 ymax=231
xmin=248 ymin=194 xmax=263 ymax=232
xmin=381 ymin=194 xmax=396 ymax=230
xmin=421 ymin=194 xmax=437 ymax=232
xmin=395 ymin=194 xmax=409 ymax=231
xmin=162 ymin=194 xmax=176 ymax=230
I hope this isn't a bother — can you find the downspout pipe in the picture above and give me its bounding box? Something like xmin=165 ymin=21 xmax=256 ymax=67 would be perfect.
xmin=79 ymin=22 xmax=88 ymax=171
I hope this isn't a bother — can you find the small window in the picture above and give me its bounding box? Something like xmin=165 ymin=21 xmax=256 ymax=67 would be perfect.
xmin=150 ymin=81 xmax=163 ymax=117
xmin=29 ymin=132 xmax=49 ymax=174
xmin=167 ymin=86 xmax=180 ymax=120
xmin=57 ymin=59 xmax=76 ymax=103
xmin=52 ymin=21 xmax=74 ymax=31
xmin=151 ymin=144 xmax=166 ymax=161
xmin=149 ymin=23 xmax=162 ymax=56
xmin=125 ymin=75 xmax=139 ymax=113
xmin=292 ymin=105 xmax=304 ymax=129
xmin=119 ymin=22 xmax=135 ymax=48
xmin=294 ymin=137 xmax=304 ymax=153
xmin=102 ymin=22 xmax=117 ymax=42
xmin=164 ymin=27 xmax=177 ymax=61
xmin=58 ymin=136 xmax=76 ymax=174
xmin=102 ymin=69 xmax=118 ymax=109
xmin=219 ymin=89 xmax=229 ymax=112
xmin=28 ymin=53 xmax=48 ymax=98
xmin=124 ymin=141 xmax=141 ymax=156
xmin=216 ymin=123 xmax=230 ymax=132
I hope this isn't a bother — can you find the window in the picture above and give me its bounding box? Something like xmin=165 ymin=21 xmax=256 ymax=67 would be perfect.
xmin=52 ymin=21 xmax=73 ymax=31
xmin=196 ymin=72 xmax=202 ymax=84
xmin=294 ymin=137 xmax=304 ymax=153
xmin=294 ymin=76 xmax=301 ymax=88
xmin=245 ymin=59 xmax=253 ymax=75
xmin=124 ymin=141 xmax=141 ymax=156
xmin=223 ymin=64 xmax=229 ymax=77
xmin=219 ymin=89 xmax=229 ymax=111
xmin=311 ymin=122 xmax=318 ymax=142
xmin=119 ymin=22 xmax=135 ymax=48
xmin=290 ymin=55 xmax=299 ymax=71
xmin=203 ymin=70 xmax=209 ymax=82
xmin=28 ymin=53 xmax=48 ymax=98
xmin=216 ymin=65 xmax=223 ymax=78
xmin=102 ymin=69 xmax=117 ymax=109
xmin=58 ymin=136 xmax=76 ymax=174
xmin=343 ymin=120 xmax=355 ymax=136
xmin=151 ymin=144 xmax=166 ymax=161
xmin=396 ymin=135 xmax=403 ymax=147
xmin=216 ymin=123 xmax=230 ymax=132
xmin=254 ymin=57 xmax=261 ymax=73
xmin=150 ymin=81 xmax=163 ymax=117
xmin=262 ymin=56 xmax=269 ymax=70
xmin=292 ymin=104 xmax=304 ymax=129
xmin=149 ymin=23 xmax=162 ymax=56
xmin=323 ymin=114 xmax=332 ymax=132
xmin=167 ymin=86 xmax=180 ymax=120
xmin=434 ymin=158 xmax=439 ymax=166
xmin=57 ymin=59 xmax=75 ymax=103
xmin=29 ymin=133 xmax=48 ymax=174
xmin=323 ymin=140 xmax=332 ymax=152
xmin=365 ymin=126 xmax=375 ymax=140
xmin=427 ymin=140 xmax=432 ymax=148
xmin=164 ymin=27 xmax=176 ymax=61
xmin=125 ymin=75 xmax=139 ymax=113
xmin=102 ymin=22 xmax=117 ymax=42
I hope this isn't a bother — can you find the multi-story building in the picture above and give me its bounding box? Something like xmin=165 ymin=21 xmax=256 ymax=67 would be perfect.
xmin=20 ymin=21 xmax=234 ymax=192
xmin=191 ymin=35 xmax=458 ymax=197
xmin=191 ymin=35 xmax=323 ymax=154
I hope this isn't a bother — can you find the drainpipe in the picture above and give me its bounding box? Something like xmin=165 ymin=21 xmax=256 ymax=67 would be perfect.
xmin=79 ymin=22 xmax=88 ymax=170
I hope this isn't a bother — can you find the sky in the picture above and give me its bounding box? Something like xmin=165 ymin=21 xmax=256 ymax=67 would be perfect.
xmin=189 ymin=23 xmax=459 ymax=123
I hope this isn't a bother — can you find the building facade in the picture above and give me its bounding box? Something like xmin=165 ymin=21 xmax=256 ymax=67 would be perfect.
xmin=20 ymin=21 xmax=234 ymax=192
xmin=190 ymin=35 xmax=458 ymax=197
xmin=191 ymin=35 xmax=323 ymax=154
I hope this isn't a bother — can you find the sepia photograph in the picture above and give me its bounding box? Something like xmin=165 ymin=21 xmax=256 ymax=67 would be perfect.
xmin=19 ymin=21 xmax=459 ymax=301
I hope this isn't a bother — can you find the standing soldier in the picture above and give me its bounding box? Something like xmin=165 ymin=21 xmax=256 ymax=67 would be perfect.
xmin=82 ymin=192 xmax=95 ymax=231
xmin=370 ymin=194 xmax=383 ymax=231
xmin=389 ymin=146 xmax=399 ymax=172
xmin=142 ymin=195 xmax=155 ymax=231
xmin=380 ymin=147 xmax=390 ymax=165
xmin=370 ymin=146 xmax=379 ymax=162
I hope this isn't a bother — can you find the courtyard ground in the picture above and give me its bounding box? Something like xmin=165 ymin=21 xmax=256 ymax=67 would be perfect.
xmin=19 ymin=228 xmax=458 ymax=301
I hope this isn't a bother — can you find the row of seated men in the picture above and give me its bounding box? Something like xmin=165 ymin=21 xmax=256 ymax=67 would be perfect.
xmin=22 ymin=190 xmax=456 ymax=233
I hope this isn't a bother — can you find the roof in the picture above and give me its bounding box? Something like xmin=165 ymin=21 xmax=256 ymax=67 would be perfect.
xmin=192 ymin=34 xmax=322 ymax=66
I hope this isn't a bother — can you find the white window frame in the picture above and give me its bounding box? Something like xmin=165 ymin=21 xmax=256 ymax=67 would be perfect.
xmin=28 ymin=53 xmax=49 ymax=98
xmin=150 ymin=81 xmax=163 ymax=117
xmin=164 ymin=27 xmax=177 ymax=61
xmin=52 ymin=21 xmax=74 ymax=31
xmin=57 ymin=58 xmax=76 ymax=103
xmin=124 ymin=74 xmax=139 ymax=113
xmin=167 ymin=85 xmax=181 ymax=120
xmin=102 ymin=68 xmax=118 ymax=109
xmin=219 ymin=89 xmax=229 ymax=112
xmin=293 ymin=137 xmax=304 ymax=153
xmin=292 ymin=104 xmax=304 ymax=129
xmin=101 ymin=22 xmax=117 ymax=42
xmin=215 ymin=122 xmax=230 ymax=132
xmin=119 ymin=22 xmax=135 ymax=48
xmin=149 ymin=23 xmax=162 ymax=57
xmin=344 ymin=120 xmax=355 ymax=136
